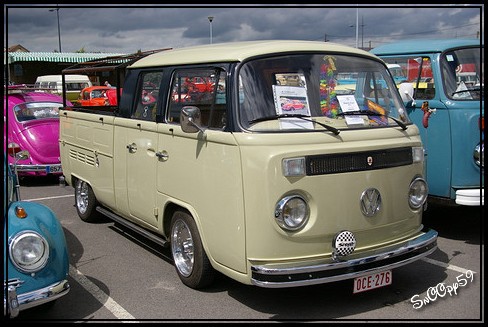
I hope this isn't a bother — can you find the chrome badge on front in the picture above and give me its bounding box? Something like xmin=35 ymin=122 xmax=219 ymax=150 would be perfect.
xmin=332 ymin=230 xmax=356 ymax=260
xmin=360 ymin=188 xmax=382 ymax=217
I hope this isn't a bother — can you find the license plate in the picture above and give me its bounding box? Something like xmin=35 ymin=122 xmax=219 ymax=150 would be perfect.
xmin=353 ymin=270 xmax=392 ymax=293
xmin=46 ymin=165 xmax=62 ymax=173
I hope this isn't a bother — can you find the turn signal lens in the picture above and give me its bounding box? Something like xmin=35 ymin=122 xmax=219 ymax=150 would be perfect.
xmin=15 ymin=206 xmax=28 ymax=219
xmin=282 ymin=157 xmax=305 ymax=177
xmin=412 ymin=147 xmax=424 ymax=163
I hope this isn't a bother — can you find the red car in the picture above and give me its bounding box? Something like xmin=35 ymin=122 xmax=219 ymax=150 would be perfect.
xmin=78 ymin=86 xmax=118 ymax=106
xmin=281 ymin=99 xmax=305 ymax=111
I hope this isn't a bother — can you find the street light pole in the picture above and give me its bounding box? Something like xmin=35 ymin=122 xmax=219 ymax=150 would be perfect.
xmin=355 ymin=8 xmax=359 ymax=48
xmin=360 ymin=15 xmax=365 ymax=49
xmin=208 ymin=16 xmax=214 ymax=44
xmin=49 ymin=5 xmax=62 ymax=52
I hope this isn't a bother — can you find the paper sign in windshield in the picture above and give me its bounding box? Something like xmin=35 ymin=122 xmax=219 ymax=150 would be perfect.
xmin=273 ymin=85 xmax=313 ymax=129
xmin=337 ymin=95 xmax=365 ymax=126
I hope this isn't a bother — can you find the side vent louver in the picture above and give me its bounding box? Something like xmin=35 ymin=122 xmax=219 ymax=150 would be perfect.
xmin=69 ymin=149 xmax=96 ymax=167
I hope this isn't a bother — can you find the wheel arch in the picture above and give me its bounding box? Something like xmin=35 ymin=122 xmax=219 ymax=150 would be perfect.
xmin=162 ymin=201 xmax=209 ymax=254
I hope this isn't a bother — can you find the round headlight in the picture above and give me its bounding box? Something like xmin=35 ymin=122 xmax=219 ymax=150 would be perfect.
xmin=408 ymin=177 xmax=428 ymax=209
xmin=275 ymin=195 xmax=309 ymax=231
xmin=9 ymin=231 xmax=49 ymax=272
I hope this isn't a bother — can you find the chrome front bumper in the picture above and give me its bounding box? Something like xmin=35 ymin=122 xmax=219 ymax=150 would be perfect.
xmin=251 ymin=228 xmax=438 ymax=288
xmin=4 ymin=279 xmax=70 ymax=318
xmin=9 ymin=163 xmax=62 ymax=174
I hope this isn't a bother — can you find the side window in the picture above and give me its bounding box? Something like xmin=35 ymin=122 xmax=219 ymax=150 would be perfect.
xmin=409 ymin=57 xmax=435 ymax=100
xmin=384 ymin=57 xmax=435 ymax=100
xmin=131 ymin=71 xmax=163 ymax=121
xmin=168 ymin=68 xmax=227 ymax=130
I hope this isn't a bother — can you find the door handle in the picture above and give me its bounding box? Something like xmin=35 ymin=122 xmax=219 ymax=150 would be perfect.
xmin=156 ymin=150 xmax=169 ymax=161
xmin=126 ymin=143 xmax=137 ymax=153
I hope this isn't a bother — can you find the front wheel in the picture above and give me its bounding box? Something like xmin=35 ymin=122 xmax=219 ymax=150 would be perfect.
xmin=74 ymin=179 xmax=100 ymax=222
xmin=170 ymin=211 xmax=215 ymax=289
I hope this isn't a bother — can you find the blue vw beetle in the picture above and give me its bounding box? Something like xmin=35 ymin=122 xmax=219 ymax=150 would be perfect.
xmin=4 ymin=148 xmax=70 ymax=318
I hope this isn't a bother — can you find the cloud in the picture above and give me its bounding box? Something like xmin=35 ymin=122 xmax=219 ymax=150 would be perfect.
xmin=4 ymin=4 xmax=483 ymax=54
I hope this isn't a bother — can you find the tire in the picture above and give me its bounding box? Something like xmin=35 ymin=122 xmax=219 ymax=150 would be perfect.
xmin=170 ymin=211 xmax=215 ymax=289
xmin=74 ymin=179 xmax=100 ymax=222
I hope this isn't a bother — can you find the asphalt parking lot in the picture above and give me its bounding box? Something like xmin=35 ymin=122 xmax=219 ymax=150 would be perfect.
xmin=12 ymin=175 xmax=484 ymax=322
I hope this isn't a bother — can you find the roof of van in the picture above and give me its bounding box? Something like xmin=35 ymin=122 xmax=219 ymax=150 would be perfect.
xmin=129 ymin=40 xmax=378 ymax=69
xmin=371 ymin=39 xmax=483 ymax=56
xmin=35 ymin=74 xmax=90 ymax=81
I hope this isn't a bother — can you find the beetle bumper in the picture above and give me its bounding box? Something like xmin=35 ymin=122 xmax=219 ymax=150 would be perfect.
xmin=4 ymin=279 xmax=70 ymax=318
xmin=9 ymin=163 xmax=62 ymax=175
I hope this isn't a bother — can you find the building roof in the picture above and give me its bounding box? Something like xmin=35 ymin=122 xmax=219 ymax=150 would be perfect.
xmin=6 ymin=51 xmax=126 ymax=64
xmin=62 ymin=48 xmax=171 ymax=74
xmin=7 ymin=44 xmax=30 ymax=52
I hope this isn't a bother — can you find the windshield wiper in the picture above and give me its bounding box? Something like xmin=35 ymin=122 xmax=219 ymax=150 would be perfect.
xmin=249 ymin=114 xmax=340 ymax=135
xmin=337 ymin=110 xmax=407 ymax=130
xmin=451 ymin=86 xmax=481 ymax=96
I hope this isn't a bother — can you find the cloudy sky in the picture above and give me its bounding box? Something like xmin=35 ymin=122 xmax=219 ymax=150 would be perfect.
xmin=4 ymin=3 xmax=484 ymax=54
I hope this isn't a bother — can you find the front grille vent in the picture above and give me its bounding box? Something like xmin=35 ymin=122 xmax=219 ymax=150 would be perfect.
xmin=306 ymin=147 xmax=412 ymax=176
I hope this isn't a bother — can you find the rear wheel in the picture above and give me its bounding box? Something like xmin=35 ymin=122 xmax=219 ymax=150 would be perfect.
xmin=170 ymin=211 xmax=215 ymax=289
xmin=75 ymin=179 xmax=100 ymax=222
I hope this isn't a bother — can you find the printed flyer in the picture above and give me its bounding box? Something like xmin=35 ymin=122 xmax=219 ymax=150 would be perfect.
xmin=272 ymin=85 xmax=313 ymax=129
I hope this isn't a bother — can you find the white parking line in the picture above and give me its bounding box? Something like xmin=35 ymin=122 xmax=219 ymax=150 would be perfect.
xmin=24 ymin=194 xmax=75 ymax=202
xmin=421 ymin=257 xmax=477 ymax=274
xmin=69 ymin=265 xmax=137 ymax=321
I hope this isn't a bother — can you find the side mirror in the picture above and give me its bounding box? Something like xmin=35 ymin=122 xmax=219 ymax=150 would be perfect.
xmin=180 ymin=106 xmax=205 ymax=134
xmin=398 ymin=82 xmax=416 ymax=107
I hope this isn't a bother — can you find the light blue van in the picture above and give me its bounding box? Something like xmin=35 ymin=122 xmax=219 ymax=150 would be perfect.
xmin=372 ymin=39 xmax=483 ymax=206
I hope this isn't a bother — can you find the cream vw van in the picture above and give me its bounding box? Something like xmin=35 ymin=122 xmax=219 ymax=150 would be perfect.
xmin=35 ymin=74 xmax=91 ymax=102
xmin=59 ymin=41 xmax=437 ymax=291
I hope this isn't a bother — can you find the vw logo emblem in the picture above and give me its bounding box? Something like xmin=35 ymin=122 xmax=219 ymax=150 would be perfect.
xmin=360 ymin=188 xmax=381 ymax=217
xmin=367 ymin=156 xmax=373 ymax=166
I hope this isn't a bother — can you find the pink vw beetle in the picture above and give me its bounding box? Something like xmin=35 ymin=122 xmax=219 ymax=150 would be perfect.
xmin=4 ymin=85 xmax=71 ymax=177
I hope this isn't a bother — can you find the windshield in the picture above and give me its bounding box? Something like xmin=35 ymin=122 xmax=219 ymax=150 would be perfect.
xmin=238 ymin=54 xmax=410 ymax=132
xmin=14 ymin=102 xmax=61 ymax=122
xmin=441 ymin=47 xmax=483 ymax=100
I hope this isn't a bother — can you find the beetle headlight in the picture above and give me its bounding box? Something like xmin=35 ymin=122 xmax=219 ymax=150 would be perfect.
xmin=408 ymin=177 xmax=428 ymax=209
xmin=9 ymin=231 xmax=49 ymax=273
xmin=275 ymin=195 xmax=309 ymax=231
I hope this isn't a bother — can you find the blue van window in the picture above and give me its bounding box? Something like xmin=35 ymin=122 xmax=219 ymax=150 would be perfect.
xmin=441 ymin=48 xmax=482 ymax=101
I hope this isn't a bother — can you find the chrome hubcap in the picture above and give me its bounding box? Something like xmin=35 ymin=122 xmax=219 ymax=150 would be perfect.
xmin=76 ymin=181 xmax=88 ymax=214
xmin=171 ymin=219 xmax=194 ymax=277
